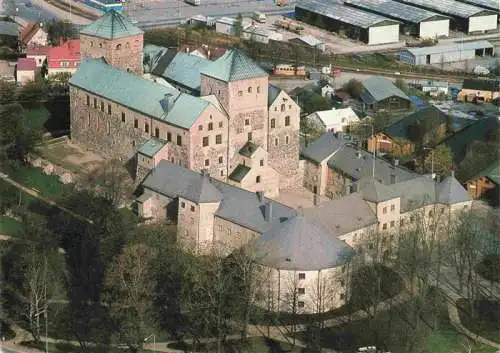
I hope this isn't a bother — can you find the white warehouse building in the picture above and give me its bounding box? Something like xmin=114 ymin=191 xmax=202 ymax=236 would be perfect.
xmin=295 ymin=0 xmax=400 ymax=45
xmin=394 ymin=0 xmax=498 ymax=33
xmin=399 ymin=40 xmax=494 ymax=65
xmin=344 ymin=0 xmax=451 ymax=38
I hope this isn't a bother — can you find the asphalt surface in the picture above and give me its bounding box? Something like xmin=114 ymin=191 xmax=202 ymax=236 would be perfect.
xmin=1 ymin=0 xmax=57 ymax=22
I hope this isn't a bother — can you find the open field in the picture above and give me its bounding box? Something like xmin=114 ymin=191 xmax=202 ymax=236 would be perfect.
xmin=0 ymin=216 xmax=22 ymax=236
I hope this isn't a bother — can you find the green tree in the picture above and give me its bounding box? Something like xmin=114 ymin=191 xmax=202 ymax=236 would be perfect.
xmin=0 ymin=103 xmax=24 ymax=148
xmin=234 ymin=13 xmax=243 ymax=37
xmin=0 ymin=80 xmax=16 ymax=103
xmin=44 ymin=19 xmax=77 ymax=46
xmin=390 ymin=137 xmax=413 ymax=160
xmin=394 ymin=78 xmax=406 ymax=91
xmin=373 ymin=111 xmax=392 ymax=132
xmin=18 ymin=81 xmax=48 ymax=103
xmin=300 ymin=116 xmax=323 ymax=147
xmin=342 ymin=78 xmax=363 ymax=99
xmin=424 ymin=144 xmax=452 ymax=177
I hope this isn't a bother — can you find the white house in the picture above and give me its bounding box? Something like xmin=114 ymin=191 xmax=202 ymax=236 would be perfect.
xmin=320 ymin=83 xmax=335 ymax=98
xmin=307 ymin=107 xmax=360 ymax=133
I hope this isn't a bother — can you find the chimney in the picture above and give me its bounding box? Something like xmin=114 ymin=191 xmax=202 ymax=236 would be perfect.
xmin=264 ymin=202 xmax=273 ymax=222
xmin=207 ymin=49 xmax=211 ymax=59
xmin=256 ymin=191 xmax=264 ymax=203
xmin=161 ymin=93 xmax=173 ymax=113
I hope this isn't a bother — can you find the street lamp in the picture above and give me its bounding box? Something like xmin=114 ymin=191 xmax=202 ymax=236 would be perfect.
xmin=144 ymin=334 xmax=156 ymax=352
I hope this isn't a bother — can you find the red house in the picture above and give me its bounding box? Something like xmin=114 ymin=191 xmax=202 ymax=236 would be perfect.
xmin=47 ymin=39 xmax=81 ymax=77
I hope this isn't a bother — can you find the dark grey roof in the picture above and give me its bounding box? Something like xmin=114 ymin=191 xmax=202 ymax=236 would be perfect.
xmin=301 ymin=133 xmax=347 ymax=164
xmin=326 ymin=141 xmax=419 ymax=185
xmin=252 ymin=216 xmax=354 ymax=271
xmin=361 ymin=76 xmax=410 ymax=104
xmin=0 ymin=21 xmax=19 ymax=37
xmin=356 ymin=178 xmax=395 ymax=202
xmin=229 ymin=164 xmax=251 ymax=182
xmin=141 ymin=161 xmax=296 ymax=233
xmin=239 ymin=141 xmax=260 ymax=157
xmin=303 ymin=193 xmax=378 ymax=236
xmin=268 ymin=84 xmax=281 ymax=107
xmin=436 ymin=172 xmax=471 ymax=204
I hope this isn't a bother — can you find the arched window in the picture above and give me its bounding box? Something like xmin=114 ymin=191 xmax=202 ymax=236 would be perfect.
xmin=99 ymin=43 xmax=103 ymax=48
xmin=248 ymin=87 xmax=252 ymax=93
xmin=116 ymin=44 xmax=122 ymax=50
xmin=285 ymin=116 xmax=290 ymax=126
xmin=257 ymin=86 xmax=260 ymax=93
xmin=90 ymin=41 xmax=94 ymax=47
xmin=126 ymin=42 xmax=130 ymax=48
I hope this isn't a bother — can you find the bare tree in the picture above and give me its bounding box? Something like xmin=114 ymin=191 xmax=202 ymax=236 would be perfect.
xmin=24 ymin=252 xmax=48 ymax=343
xmin=87 ymin=158 xmax=134 ymax=206
xmin=282 ymin=271 xmax=301 ymax=345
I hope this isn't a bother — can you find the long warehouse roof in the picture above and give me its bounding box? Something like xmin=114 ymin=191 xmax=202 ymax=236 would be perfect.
xmin=296 ymin=0 xmax=399 ymax=28
xmin=455 ymin=0 xmax=500 ymax=12
xmin=403 ymin=39 xmax=493 ymax=56
xmin=344 ymin=0 xmax=449 ymax=23
xmin=394 ymin=0 xmax=494 ymax=18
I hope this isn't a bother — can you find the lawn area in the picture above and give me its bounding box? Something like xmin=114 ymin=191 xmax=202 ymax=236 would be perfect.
xmin=22 ymin=341 xmax=156 ymax=353
xmin=0 ymin=216 xmax=21 ymax=236
xmin=167 ymin=337 xmax=302 ymax=353
xmin=7 ymin=165 xmax=66 ymax=198
xmin=457 ymin=299 xmax=500 ymax=344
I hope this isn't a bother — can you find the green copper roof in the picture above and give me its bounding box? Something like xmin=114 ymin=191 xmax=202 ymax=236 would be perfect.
xmin=239 ymin=141 xmax=260 ymax=157
xmin=80 ymin=10 xmax=143 ymax=39
xmin=472 ymin=160 xmax=500 ymax=185
xmin=70 ymin=59 xmax=208 ymax=129
xmin=138 ymin=138 xmax=166 ymax=157
xmin=229 ymin=164 xmax=251 ymax=182
xmin=200 ymin=48 xmax=267 ymax=82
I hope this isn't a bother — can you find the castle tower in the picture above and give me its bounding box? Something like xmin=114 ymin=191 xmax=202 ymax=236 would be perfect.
xmin=79 ymin=11 xmax=144 ymax=75
xmin=200 ymin=49 xmax=269 ymax=173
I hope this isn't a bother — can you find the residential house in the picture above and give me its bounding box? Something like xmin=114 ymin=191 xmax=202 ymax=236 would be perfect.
xmin=319 ymin=81 xmax=335 ymax=98
xmin=367 ymin=106 xmax=454 ymax=155
xmin=290 ymin=35 xmax=325 ymax=52
xmin=47 ymin=39 xmax=80 ymax=77
xmin=464 ymin=159 xmax=499 ymax=205
xmin=189 ymin=15 xmax=216 ymax=27
xmin=0 ymin=60 xmax=16 ymax=82
xmin=26 ymin=45 xmax=49 ymax=67
xmin=307 ymin=107 xmax=360 ymax=133
xmin=19 ymin=23 xmax=47 ymax=49
xmin=412 ymin=80 xmax=449 ymax=96
xmin=16 ymin=57 xmax=36 ymax=84
xmin=457 ymin=79 xmax=500 ymax=103
xmin=360 ymin=76 xmax=412 ymax=112
xmin=301 ymin=133 xmax=418 ymax=198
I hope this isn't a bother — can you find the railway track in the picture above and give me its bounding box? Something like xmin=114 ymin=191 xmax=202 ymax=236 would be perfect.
xmin=44 ymin=0 xmax=99 ymax=20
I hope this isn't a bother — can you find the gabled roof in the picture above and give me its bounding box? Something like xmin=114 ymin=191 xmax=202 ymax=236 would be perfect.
xmin=310 ymin=107 xmax=360 ymax=128
xmin=17 ymin=57 xmax=36 ymax=71
xmin=47 ymin=40 xmax=80 ymax=66
xmin=200 ymin=48 xmax=267 ymax=82
xmin=356 ymin=178 xmax=394 ymax=202
xmin=383 ymin=106 xmax=448 ymax=141
xmin=239 ymin=141 xmax=260 ymax=157
xmin=361 ymin=76 xmax=410 ymax=104
xmin=293 ymin=35 xmax=324 ymax=47
xmin=26 ymin=45 xmax=50 ymax=55
xmin=252 ymin=216 xmax=354 ymax=271
xmin=141 ymin=161 xmax=296 ymax=233
xmin=80 ymin=10 xmax=143 ymax=40
xmin=0 ymin=21 xmax=19 ymax=37
xmin=229 ymin=164 xmax=251 ymax=182
xmin=20 ymin=23 xmax=44 ymax=45
xmin=268 ymin=84 xmax=282 ymax=107
xmin=301 ymin=133 xmax=347 ymax=164
xmin=137 ymin=138 xmax=166 ymax=158
xmin=70 ymin=59 xmax=209 ymax=129
xmin=470 ymin=160 xmax=500 ymax=185
xmin=462 ymin=79 xmax=500 ymax=92
xmin=436 ymin=172 xmax=472 ymax=204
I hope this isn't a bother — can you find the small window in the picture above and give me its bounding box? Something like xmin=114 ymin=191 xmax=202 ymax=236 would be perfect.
xmin=281 ymin=104 xmax=285 ymax=112
xmin=410 ymin=215 xmax=415 ymax=223
xmin=285 ymin=116 xmax=290 ymax=126
xmin=274 ymin=107 xmax=277 ymax=112
xmin=220 ymin=170 xmax=224 ymax=176
xmin=238 ymin=91 xmax=243 ymax=96
xmin=285 ymin=136 xmax=289 ymax=145
xmin=107 ymin=121 xmax=110 ymax=135
xmin=132 ymin=140 xmax=135 ymax=147
xmin=190 ymin=205 xmax=195 ymax=212
xmin=107 ymin=104 xmax=111 ymax=115
xmin=218 ymin=156 xmax=223 ymax=164
xmin=121 ymin=112 xmax=125 ymax=122
xmin=205 ymin=159 xmax=210 ymax=166
xmin=177 ymin=135 xmax=182 ymax=146
xmin=100 ymin=101 xmax=104 ymax=112
xmin=167 ymin=132 xmax=172 ymax=142
xmin=275 ymin=138 xmax=279 ymax=146
xmin=144 ymin=123 xmax=149 ymax=133
xmin=382 ymin=223 xmax=387 ymax=230
xmin=298 ymin=273 xmax=306 ymax=280
xmin=383 ymin=207 xmax=387 ymax=214
xmin=86 ymin=95 xmax=90 ymax=106
xmin=248 ymin=87 xmax=252 ymax=93
xmin=298 ymin=301 xmax=305 ymax=308
xmin=248 ymin=132 xmax=252 ymax=141
xmin=401 ymin=219 xmax=405 ymax=226
xmin=198 ymin=125 xmax=203 ymax=131
xmin=155 ymin=128 xmax=160 ymax=138
xmin=260 ymin=159 xmax=264 ymax=166
xmin=298 ymin=288 xmax=305 ymax=295
xmin=88 ymin=114 xmax=91 ymax=127
xmin=126 ymin=42 xmax=130 ymax=48
xmin=340 ymin=294 xmax=345 ymax=300
xmin=208 ymin=122 xmax=213 ymax=131
xmin=256 ymin=176 xmax=261 ymax=183
xmin=271 ymin=119 xmax=276 ymax=129
xmin=257 ymin=86 xmax=260 ymax=93
xmin=218 ymin=121 xmax=223 ymax=128
xmin=429 ymin=210 xmax=434 ymax=217
xmin=116 ymin=44 xmax=122 ymax=50
xmin=390 ymin=220 xmax=395 ymax=228
xmin=218 ymin=225 xmax=223 ymax=231
xmin=99 ymin=43 xmax=103 ymax=48
xmin=216 ymin=134 xmax=222 ymax=144
xmin=227 ymin=229 xmax=232 ymax=235
xmin=93 ymin=98 xmax=97 ymax=108
xmin=203 ymin=136 xmax=209 ymax=147
xmin=245 ymin=119 xmax=250 ymax=126
xmin=90 ymin=41 xmax=94 ymax=47
xmin=391 ymin=204 xmax=395 ymax=211
xmin=181 ymin=202 xmax=185 ymax=208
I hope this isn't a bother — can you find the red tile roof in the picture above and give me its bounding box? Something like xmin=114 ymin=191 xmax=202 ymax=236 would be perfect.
xmin=47 ymin=39 xmax=80 ymax=69
xmin=20 ymin=23 xmax=42 ymax=45
xmin=26 ymin=45 xmax=50 ymax=56
xmin=17 ymin=57 xmax=37 ymax=71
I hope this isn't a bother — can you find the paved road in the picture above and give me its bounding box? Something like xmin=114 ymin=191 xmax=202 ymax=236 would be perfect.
xmin=1 ymin=0 xmax=57 ymax=23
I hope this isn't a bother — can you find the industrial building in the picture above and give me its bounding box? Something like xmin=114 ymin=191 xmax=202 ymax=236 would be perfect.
xmin=454 ymin=0 xmax=500 ymax=13
xmin=393 ymin=0 xmax=498 ymax=33
xmin=344 ymin=0 xmax=451 ymax=38
xmin=295 ymin=0 xmax=400 ymax=45
xmin=399 ymin=40 xmax=494 ymax=65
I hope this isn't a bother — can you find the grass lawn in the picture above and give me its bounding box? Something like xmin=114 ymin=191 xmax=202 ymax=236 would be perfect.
xmin=0 ymin=216 xmax=22 ymax=236
xmin=22 ymin=341 xmax=156 ymax=353
xmin=7 ymin=165 xmax=66 ymax=199
xmin=167 ymin=337 xmax=302 ymax=353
